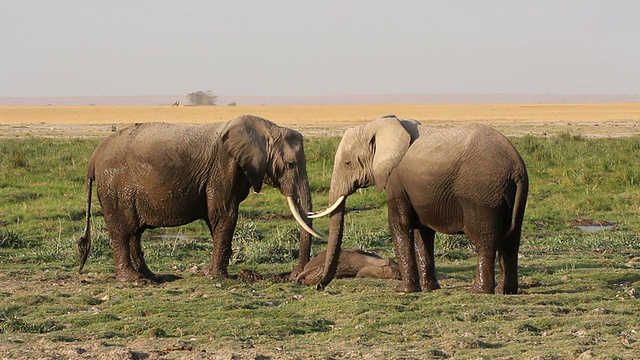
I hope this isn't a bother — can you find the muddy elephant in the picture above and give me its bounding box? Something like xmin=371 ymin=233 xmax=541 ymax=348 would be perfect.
xmin=78 ymin=115 xmax=323 ymax=282
xmin=311 ymin=115 xmax=528 ymax=294
xmin=295 ymin=249 xmax=401 ymax=285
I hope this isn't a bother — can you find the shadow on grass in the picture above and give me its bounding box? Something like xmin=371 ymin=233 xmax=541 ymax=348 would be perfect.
xmin=157 ymin=274 xmax=182 ymax=283
xmin=521 ymin=261 xmax=629 ymax=276
xmin=602 ymin=273 xmax=640 ymax=286
xmin=527 ymin=288 xmax=586 ymax=295
xmin=436 ymin=264 xmax=475 ymax=280
xmin=291 ymin=319 xmax=334 ymax=335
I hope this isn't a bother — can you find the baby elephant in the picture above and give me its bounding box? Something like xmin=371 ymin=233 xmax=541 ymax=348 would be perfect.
xmin=296 ymin=249 xmax=401 ymax=285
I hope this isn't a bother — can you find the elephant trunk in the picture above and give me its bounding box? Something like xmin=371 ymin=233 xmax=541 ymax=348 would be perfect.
xmin=290 ymin=165 xmax=315 ymax=273
xmin=316 ymin=191 xmax=347 ymax=290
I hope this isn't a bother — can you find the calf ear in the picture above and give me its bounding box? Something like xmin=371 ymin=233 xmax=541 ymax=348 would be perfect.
xmin=222 ymin=116 xmax=268 ymax=193
xmin=366 ymin=116 xmax=412 ymax=191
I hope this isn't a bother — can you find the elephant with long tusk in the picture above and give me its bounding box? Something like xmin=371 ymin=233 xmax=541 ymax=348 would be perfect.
xmin=312 ymin=115 xmax=528 ymax=294
xmin=78 ymin=115 xmax=323 ymax=283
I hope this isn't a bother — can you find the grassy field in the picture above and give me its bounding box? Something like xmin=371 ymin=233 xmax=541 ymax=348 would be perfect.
xmin=1 ymin=105 xmax=639 ymax=359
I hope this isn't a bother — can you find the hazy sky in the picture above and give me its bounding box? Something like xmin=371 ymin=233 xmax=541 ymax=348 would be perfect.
xmin=1 ymin=1 xmax=639 ymax=97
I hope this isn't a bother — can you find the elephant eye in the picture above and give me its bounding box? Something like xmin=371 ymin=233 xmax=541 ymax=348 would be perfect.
xmin=344 ymin=160 xmax=352 ymax=167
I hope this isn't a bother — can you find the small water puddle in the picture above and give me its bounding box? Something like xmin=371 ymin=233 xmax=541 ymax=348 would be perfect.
xmin=574 ymin=225 xmax=615 ymax=232
xmin=154 ymin=234 xmax=191 ymax=240
xmin=571 ymin=219 xmax=616 ymax=232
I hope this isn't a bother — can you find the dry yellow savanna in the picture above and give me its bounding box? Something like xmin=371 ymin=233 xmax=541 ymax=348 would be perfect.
xmin=1 ymin=103 xmax=638 ymax=138
xmin=1 ymin=103 xmax=640 ymax=126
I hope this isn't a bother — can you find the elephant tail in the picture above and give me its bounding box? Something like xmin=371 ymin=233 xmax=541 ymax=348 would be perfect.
xmin=506 ymin=173 xmax=529 ymax=241
xmin=78 ymin=162 xmax=95 ymax=273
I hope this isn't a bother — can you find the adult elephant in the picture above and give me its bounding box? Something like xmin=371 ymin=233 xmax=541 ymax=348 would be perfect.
xmin=78 ymin=115 xmax=323 ymax=283
xmin=311 ymin=115 xmax=528 ymax=294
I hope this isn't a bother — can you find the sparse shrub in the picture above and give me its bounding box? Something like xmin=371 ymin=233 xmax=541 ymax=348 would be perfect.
xmin=0 ymin=229 xmax=29 ymax=248
xmin=257 ymin=226 xmax=299 ymax=263
xmin=230 ymin=218 xmax=263 ymax=264
xmin=556 ymin=130 xmax=583 ymax=142
xmin=146 ymin=232 xmax=210 ymax=260
xmin=437 ymin=234 xmax=473 ymax=252
xmin=517 ymin=134 xmax=542 ymax=154
xmin=435 ymin=234 xmax=474 ymax=260
xmin=231 ymin=221 xmax=300 ymax=264
xmin=67 ymin=209 xmax=85 ymax=221
xmin=86 ymin=217 xmax=112 ymax=260
xmin=532 ymin=232 xmax=637 ymax=253
xmin=343 ymin=228 xmax=391 ymax=250
xmin=0 ymin=307 xmax=63 ymax=334
xmin=11 ymin=153 xmax=29 ymax=168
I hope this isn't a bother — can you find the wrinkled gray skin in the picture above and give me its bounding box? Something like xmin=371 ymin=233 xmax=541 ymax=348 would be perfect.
xmin=295 ymin=249 xmax=401 ymax=285
xmin=78 ymin=115 xmax=315 ymax=282
xmin=317 ymin=115 xmax=528 ymax=294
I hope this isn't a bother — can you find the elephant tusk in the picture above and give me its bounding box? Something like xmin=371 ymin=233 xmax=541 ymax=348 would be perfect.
xmin=287 ymin=197 xmax=326 ymax=239
xmin=307 ymin=196 xmax=345 ymax=219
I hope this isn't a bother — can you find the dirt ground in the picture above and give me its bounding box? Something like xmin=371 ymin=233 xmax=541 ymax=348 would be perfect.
xmin=1 ymin=118 xmax=639 ymax=139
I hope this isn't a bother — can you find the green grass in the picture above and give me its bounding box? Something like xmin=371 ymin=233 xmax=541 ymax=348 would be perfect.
xmin=1 ymin=133 xmax=639 ymax=358
xmin=515 ymin=134 xmax=640 ymax=232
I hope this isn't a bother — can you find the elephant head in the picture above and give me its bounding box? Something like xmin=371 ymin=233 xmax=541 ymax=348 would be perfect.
xmin=310 ymin=115 xmax=419 ymax=289
xmin=221 ymin=115 xmax=322 ymax=271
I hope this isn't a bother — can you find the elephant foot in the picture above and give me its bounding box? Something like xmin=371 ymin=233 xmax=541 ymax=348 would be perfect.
xmin=202 ymin=266 xmax=230 ymax=278
xmin=158 ymin=274 xmax=183 ymax=283
xmin=470 ymin=283 xmax=495 ymax=294
xmin=421 ymin=280 xmax=441 ymax=292
xmin=495 ymin=283 xmax=518 ymax=295
xmin=138 ymin=267 xmax=162 ymax=283
xmin=115 ymin=268 xmax=146 ymax=283
xmin=395 ymin=282 xmax=421 ymax=293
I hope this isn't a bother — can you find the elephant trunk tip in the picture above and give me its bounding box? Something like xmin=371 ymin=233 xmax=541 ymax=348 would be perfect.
xmin=316 ymin=274 xmax=335 ymax=291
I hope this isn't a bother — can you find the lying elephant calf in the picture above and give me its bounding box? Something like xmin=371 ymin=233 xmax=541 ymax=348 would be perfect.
xmin=296 ymin=249 xmax=401 ymax=285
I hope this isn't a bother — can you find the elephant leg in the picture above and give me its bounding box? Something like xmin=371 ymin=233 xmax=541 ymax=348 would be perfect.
xmin=128 ymin=230 xmax=160 ymax=282
xmin=473 ymin=247 xmax=496 ymax=294
xmin=463 ymin=206 xmax=502 ymax=294
xmin=290 ymin=231 xmax=312 ymax=281
xmin=109 ymin=228 xmax=145 ymax=282
xmin=388 ymin=197 xmax=420 ymax=293
xmin=468 ymin=233 xmax=498 ymax=294
xmin=204 ymin=210 xmax=239 ymax=278
xmin=414 ymin=227 xmax=440 ymax=291
xmin=496 ymin=231 xmax=521 ymax=294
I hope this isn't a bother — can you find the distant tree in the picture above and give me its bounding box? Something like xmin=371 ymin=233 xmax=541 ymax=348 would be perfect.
xmin=187 ymin=90 xmax=217 ymax=106
xmin=228 ymin=101 xmax=236 ymax=106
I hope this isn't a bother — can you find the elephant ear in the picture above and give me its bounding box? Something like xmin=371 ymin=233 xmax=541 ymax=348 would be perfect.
xmin=367 ymin=115 xmax=412 ymax=192
xmin=222 ymin=116 xmax=268 ymax=193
